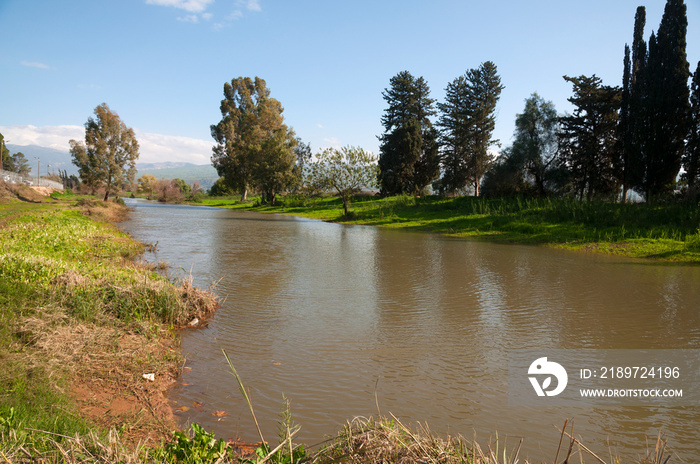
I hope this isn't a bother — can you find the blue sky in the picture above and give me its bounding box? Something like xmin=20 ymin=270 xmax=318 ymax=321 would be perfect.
xmin=1 ymin=0 xmax=698 ymax=164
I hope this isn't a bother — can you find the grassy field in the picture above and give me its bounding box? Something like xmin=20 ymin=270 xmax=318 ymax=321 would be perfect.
xmin=197 ymin=194 xmax=700 ymax=263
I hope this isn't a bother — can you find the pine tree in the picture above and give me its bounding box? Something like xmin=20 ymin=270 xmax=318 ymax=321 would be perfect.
xmin=437 ymin=62 xmax=503 ymax=196
xmin=559 ymin=75 xmax=621 ymax=201
xmin=378 ymin=71 xmax=439 ymax=195
xmin=378 ymin=118 xmax=422 ymax=194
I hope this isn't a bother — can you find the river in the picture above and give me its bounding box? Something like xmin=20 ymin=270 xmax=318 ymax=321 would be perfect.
xmin=120 ymin=199 xmax=700 ymax=462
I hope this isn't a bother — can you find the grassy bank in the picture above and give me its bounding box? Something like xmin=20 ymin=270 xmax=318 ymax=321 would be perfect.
xmin=0 ymin=183 xmax=218 ymax=461
xmin=198 ymin=194 xmax=700 ymax=263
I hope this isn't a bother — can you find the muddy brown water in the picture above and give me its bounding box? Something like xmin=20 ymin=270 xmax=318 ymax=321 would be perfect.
xmin=120 ymin=199 xmax=700 ymax=462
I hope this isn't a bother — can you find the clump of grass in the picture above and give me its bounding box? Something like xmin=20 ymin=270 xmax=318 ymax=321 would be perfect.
xmin=0 ymin=415 xmax=146 ymax=464
xmin=311 ymin=415 xmax=523 ymax=464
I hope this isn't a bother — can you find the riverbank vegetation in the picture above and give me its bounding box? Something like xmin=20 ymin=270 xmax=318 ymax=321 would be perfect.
xmin=0 ymin=181 xmax=218 ymax=460
xmin=199 ymin=194 xmax=700 ymax=263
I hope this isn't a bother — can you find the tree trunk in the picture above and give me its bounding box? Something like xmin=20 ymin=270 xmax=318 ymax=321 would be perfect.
xmin=103 ymin=177 xmax=111 ymax=201
xmin=342 ymin=196 xmax=349 ymax=217
xmin=474 ymin=179 xmax=479 ymax=197
xmin=241 ymin=187 xmax=248 ymax=201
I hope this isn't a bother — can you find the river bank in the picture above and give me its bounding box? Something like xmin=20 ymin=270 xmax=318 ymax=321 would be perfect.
xmin=0 ymin=183 xmax=219 ymax=461
xmin=196 ymin=194 xmax=700 ymax=264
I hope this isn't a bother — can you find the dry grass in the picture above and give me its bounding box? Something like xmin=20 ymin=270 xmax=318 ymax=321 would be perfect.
xmin=312 ymin=415 xmax=523 ymax=464
xmin=0 ymin=426 xmax=152 ymax=463
xmin=76 ymin=198 xmax=131 ymax=223
xmin=8 ymin=304 xmax=181 ymax=445
xmin=310 ymin=415 xmax=674 ymax=464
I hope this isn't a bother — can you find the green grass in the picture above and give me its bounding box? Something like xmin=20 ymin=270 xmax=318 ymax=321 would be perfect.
xmin=0 ymin=197 xmax=219 ymax=460
xmin=198 ymin=194 xmax=700 ymax=263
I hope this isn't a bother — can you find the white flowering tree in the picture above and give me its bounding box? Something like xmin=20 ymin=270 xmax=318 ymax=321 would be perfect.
xmin=307 ymin=146 xmax=378 ymax=217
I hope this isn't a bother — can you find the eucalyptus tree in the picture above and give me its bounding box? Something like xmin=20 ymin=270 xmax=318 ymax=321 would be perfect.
xmin=211 ymin=76 xmax=297 ymax=203
xmin=510 ymin=93 xmax=559 ymax=197
xmin=70 ymin=103 xmax=139 ymax=201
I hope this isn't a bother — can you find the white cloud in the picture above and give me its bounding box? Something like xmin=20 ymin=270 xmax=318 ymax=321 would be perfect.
xmin=0 ymin=125 xmax=214 ymax=165
xmin=21 ymin=61 xmax=50 ymax=70
xmin=146 ymin=0 xmax=213 ymax=13
xmin=225 ymin=9 xmax=243 ymax=21
xmin=244 ymin=0 xmax=261 ymax=12
xmin=177 ymin=14 xmax=199 ymax=22
xmin=0 ymin=125 xmax=84 ymax=150
xmin=134 ymin=130 xmax=213 ymax=164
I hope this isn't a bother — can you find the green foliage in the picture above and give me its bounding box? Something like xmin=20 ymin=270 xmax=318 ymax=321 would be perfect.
xmin=378 ymin=71 xmax=439 ymax=195
xmin=623 ymin=1 xmax=690 ymax=201
xmin=209 ymin=177 xmax=235 ymax=196
xmin=437 ymin=61 xmax=504 ymax=196
xmin=483 ymin=94 xmax=562 ymax=198
xmin=682 ymin=61 xmax=700 ymax=193
xmin=173 ymin=178 xmax=192 ymax=196
xmin=70 ymin=103 xmax=140 ymax=201
xmin=137 ymin=174 xmax=159 ymax=198
xmin=307 ymin=146 xmax=378 ymax=217
xmin=2 ymin=151 xmax=31 ymax=175
xmin=163 ymin=423 xmax=227 ymax=464
xmin=211 ymin=76 xmax=297 ymax=203
xmin=559 ymin=75 xmax=621 ymax=201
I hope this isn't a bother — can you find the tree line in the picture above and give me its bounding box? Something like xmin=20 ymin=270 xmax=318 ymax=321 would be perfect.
xmin=381 ymin=0 xmax=698 ymax=203
xmin=61 ymin=0 xmax=697 ymax=208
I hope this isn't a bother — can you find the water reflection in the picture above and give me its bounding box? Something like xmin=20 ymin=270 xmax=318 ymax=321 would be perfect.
xmin=120 ymin=199 xmax=700 ymax=461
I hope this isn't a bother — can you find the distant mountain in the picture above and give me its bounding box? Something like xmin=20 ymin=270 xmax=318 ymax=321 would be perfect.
xmin=5 ymin=144 xmax=219 ymax=189
xmin=135 ymin=161 xmax=199 ymax=170
xmin=5 ymin=144 xmax=77 ymax=176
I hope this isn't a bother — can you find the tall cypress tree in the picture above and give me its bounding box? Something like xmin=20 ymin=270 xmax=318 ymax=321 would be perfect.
xmin=641 ymin=0 xmax=690 ymax=200
xmin=683 ymin=61 xmax=700 ymax=192
xmin=618 ymin=44 xmax=632 ymax=202
xmin=378 ymin=71 xmax=439 ymax=195
xmin=627 ymin=6 xmax=647 ymax=200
